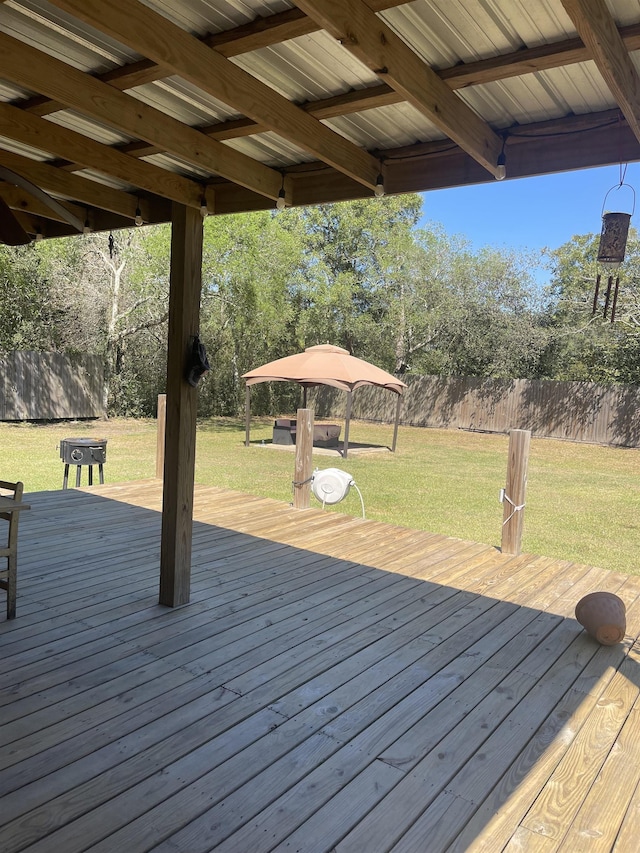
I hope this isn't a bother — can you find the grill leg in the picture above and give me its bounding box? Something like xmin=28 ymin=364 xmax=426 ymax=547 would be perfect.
xmin=88 ymin=465 xmax=93 ymax=486
xmin=63 ymin=463 xmax=69 ymax=490
xmin=75 ymin=466 xmax=81 ymax=488
xmin=99 ymin=463 xmax=104 ymax=485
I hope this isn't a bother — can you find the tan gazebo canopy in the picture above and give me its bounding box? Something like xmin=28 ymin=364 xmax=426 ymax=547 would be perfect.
xmin=243 ymin=344 xmax=406 ymax=457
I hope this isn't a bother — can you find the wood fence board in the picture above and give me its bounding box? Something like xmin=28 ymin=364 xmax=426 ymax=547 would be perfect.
xmin=0 ymin=350 xmax=103 ymax=420
xmin=314 ymin=375 xmax=640 ymax=446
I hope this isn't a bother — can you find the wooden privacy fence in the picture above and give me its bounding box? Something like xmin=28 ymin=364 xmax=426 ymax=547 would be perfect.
xmin=0 ymin=351 xmax=103 ymax=421
xmin=312 ymin=375 xmax=640 ymax=447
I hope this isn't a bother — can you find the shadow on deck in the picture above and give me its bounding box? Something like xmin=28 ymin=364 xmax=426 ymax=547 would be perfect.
xmin=2 ymin=480 xmax=640 ymax=852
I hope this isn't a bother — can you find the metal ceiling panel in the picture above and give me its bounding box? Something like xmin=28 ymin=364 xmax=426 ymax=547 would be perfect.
xmin=0 ymin=0 xmax=139 ymax=71
xmin=0 ymin=133 xmax=49 ymax=160
xmin=129 ymin=78 xmax=241 ymax=126
xmin=142 ymin=0 xmax=292 ymax=37
xmin=0 ymin=79 xmax=34 ymax=102
xmin=325 ymin=104 xmax=443 ymax=150
xmin=44 ymin=111 xmax=133 ymax=146
xmin=225 ymin=130 xmax=313 ymax=167
xmin=231 ymin=31 xmax=379 ymax=102
xmin=383 ymin=0 xmax=576 ymax=66
xmin=456 ymin=64 xmax=614 ymax=127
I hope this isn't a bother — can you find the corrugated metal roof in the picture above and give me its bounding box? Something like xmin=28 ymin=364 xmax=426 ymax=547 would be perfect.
xmin=0 ymin=0 xmax=639 ymax=231
xmin=144 ymin=0 xmax=292 ymax=37
xmin=0 ymin=0 xmax=138 ymax=70
xmin=232 ymin=31 xmax=379 ymax=102
xmin=0 ymin=0 xmax=630 ymax=163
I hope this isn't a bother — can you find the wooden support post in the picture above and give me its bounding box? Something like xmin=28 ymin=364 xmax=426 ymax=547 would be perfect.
xmin=501 ymin=428 xmax=531 ymax=556
xmin=156 ymin=393 xmax=166 ymax=479
xmin=293 ymin=408 xmax=314 ymax=509
xmin=159 ymin=203 xmax=203 ymax=607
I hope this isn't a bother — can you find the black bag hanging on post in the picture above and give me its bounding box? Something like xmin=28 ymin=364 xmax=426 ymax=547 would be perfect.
xmin=186 ymin=335 xmax=210 ymax=387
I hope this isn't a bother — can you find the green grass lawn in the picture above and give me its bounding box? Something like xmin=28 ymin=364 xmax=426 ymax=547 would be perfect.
xmin=2 ymin=416 xmax=639 ymax=575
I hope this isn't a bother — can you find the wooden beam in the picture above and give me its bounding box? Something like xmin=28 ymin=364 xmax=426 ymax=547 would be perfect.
xmin=561 ymin=0 xmax=640 ymax=143
xmin=281 ymin=109 xmax=639 ymax=205
xmin=0 ymin=102 xmax=203 ymax=210
xmin=0 ymin=150 xmax=142 ymax=219
xmin=48 ymin=0 xmax=380 ymax=191
xmin=0 ymin=32 xmax=282 ymax=201
xmin=206 ymin=7 xmax=316 ymax=56
xmin=11 ymin=210 xmax=76 ymax=240
xmin=0 ymin=185 xmax=86 ymax=225
xmin=159 ymin=203 xmax=203 ymax=608
xmin=293 ymin=0 xmax=503 ymax=177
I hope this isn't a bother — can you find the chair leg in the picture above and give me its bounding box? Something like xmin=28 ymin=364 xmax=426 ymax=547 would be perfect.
xmin=7 ymin=552 xmax=16 ymax=619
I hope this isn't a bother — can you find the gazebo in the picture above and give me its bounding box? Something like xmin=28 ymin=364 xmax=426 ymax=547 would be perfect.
xmin=242 ymin=344 xmax=407 ymax=457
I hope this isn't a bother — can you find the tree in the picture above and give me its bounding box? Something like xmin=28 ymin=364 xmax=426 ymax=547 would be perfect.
xmin=0 ymin=243 xmax=59 ymax=351
xmin=545 ymin=228 xmax=640 ymax=383
xmin=283 ymin=194 xmax=422 ymax=369
xmin=199 ymin=210 xmax=305 ymax=415
xmin=372 ymin=223 xmax=549 ymax=379
xmin=35 ymin=226 xmax=172 ymax=414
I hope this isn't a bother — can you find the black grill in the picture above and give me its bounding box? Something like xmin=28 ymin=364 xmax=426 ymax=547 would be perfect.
xmin=60 ymin=438 xmax=107 ymax=465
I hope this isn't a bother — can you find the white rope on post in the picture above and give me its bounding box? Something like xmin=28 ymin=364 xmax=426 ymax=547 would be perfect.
xmin=500 ymin=489 xmax=526 ymax=526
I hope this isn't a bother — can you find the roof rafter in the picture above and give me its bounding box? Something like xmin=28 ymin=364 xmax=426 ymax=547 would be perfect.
xmin=293 ymin=0 xmax=503 ymax=177
xmin=0 ymin=32 xmax=283 ymax=201
xmin=46 ymin=0 xmax=381 ymax=192
xmin=0 ymin=150 xmax=145 ymax=219
xmin=561 ymin=0 xmax=640 ymax=143
xmin=0 ymin=102 xmax=203 ymax=211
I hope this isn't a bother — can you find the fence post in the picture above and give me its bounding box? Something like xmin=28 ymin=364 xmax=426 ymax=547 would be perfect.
xmin=156 ymin=393 xmax=166 ymax=479
xmin=501 ymin=428 xmax=531 ymax=555
xmin=293 ymin=408 xmax=314 ymax=509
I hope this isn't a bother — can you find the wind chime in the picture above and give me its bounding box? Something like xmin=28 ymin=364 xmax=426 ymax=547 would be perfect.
xmin=592 ymin=174 xmax=634 ymax=323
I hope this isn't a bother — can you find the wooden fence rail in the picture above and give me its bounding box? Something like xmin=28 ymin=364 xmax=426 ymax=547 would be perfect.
xmin=0 ymin=351 xmax=103 ymax=421
xmin=312 ymin=375 xmax=640 ymax=447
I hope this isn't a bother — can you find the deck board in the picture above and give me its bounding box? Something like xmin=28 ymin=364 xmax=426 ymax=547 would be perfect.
xmin=1 ymin=479 xmax=639 ymax=852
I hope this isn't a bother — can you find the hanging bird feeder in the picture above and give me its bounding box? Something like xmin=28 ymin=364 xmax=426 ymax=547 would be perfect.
xmin=593 ymin=180 xmax=635 ymax=323
xmin=597 ymin=210 xmax=632 ymax=268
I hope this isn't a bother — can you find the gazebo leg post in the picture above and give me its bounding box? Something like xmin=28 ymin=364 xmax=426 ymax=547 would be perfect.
xmin=392 ymin=394 xmax=402 ymax=452
xmin=343 ymin=391 xmax=352 ymax=459
xmin=245 ymin=385 xmax=251 ymax=447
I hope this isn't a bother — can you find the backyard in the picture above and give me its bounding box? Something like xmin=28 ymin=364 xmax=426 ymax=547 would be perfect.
xmin=1 ymin=415 xmax=639 ymax=575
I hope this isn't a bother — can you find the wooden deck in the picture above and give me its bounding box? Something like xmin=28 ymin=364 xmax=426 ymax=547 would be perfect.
xmin=2 ymin=479 xmax=640 ymax=852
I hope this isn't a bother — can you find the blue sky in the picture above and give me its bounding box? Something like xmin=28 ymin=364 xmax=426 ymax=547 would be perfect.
xmin=418 ymin=162 xmax=640 ymax=283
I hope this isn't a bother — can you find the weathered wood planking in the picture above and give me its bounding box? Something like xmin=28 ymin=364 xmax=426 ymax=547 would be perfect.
xmin=1 ymin=479 xmax=639 ymax=852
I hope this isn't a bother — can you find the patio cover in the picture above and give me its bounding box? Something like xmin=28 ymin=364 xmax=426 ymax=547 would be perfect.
xmin=243 ymin=344 xmax=406 ymax=457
